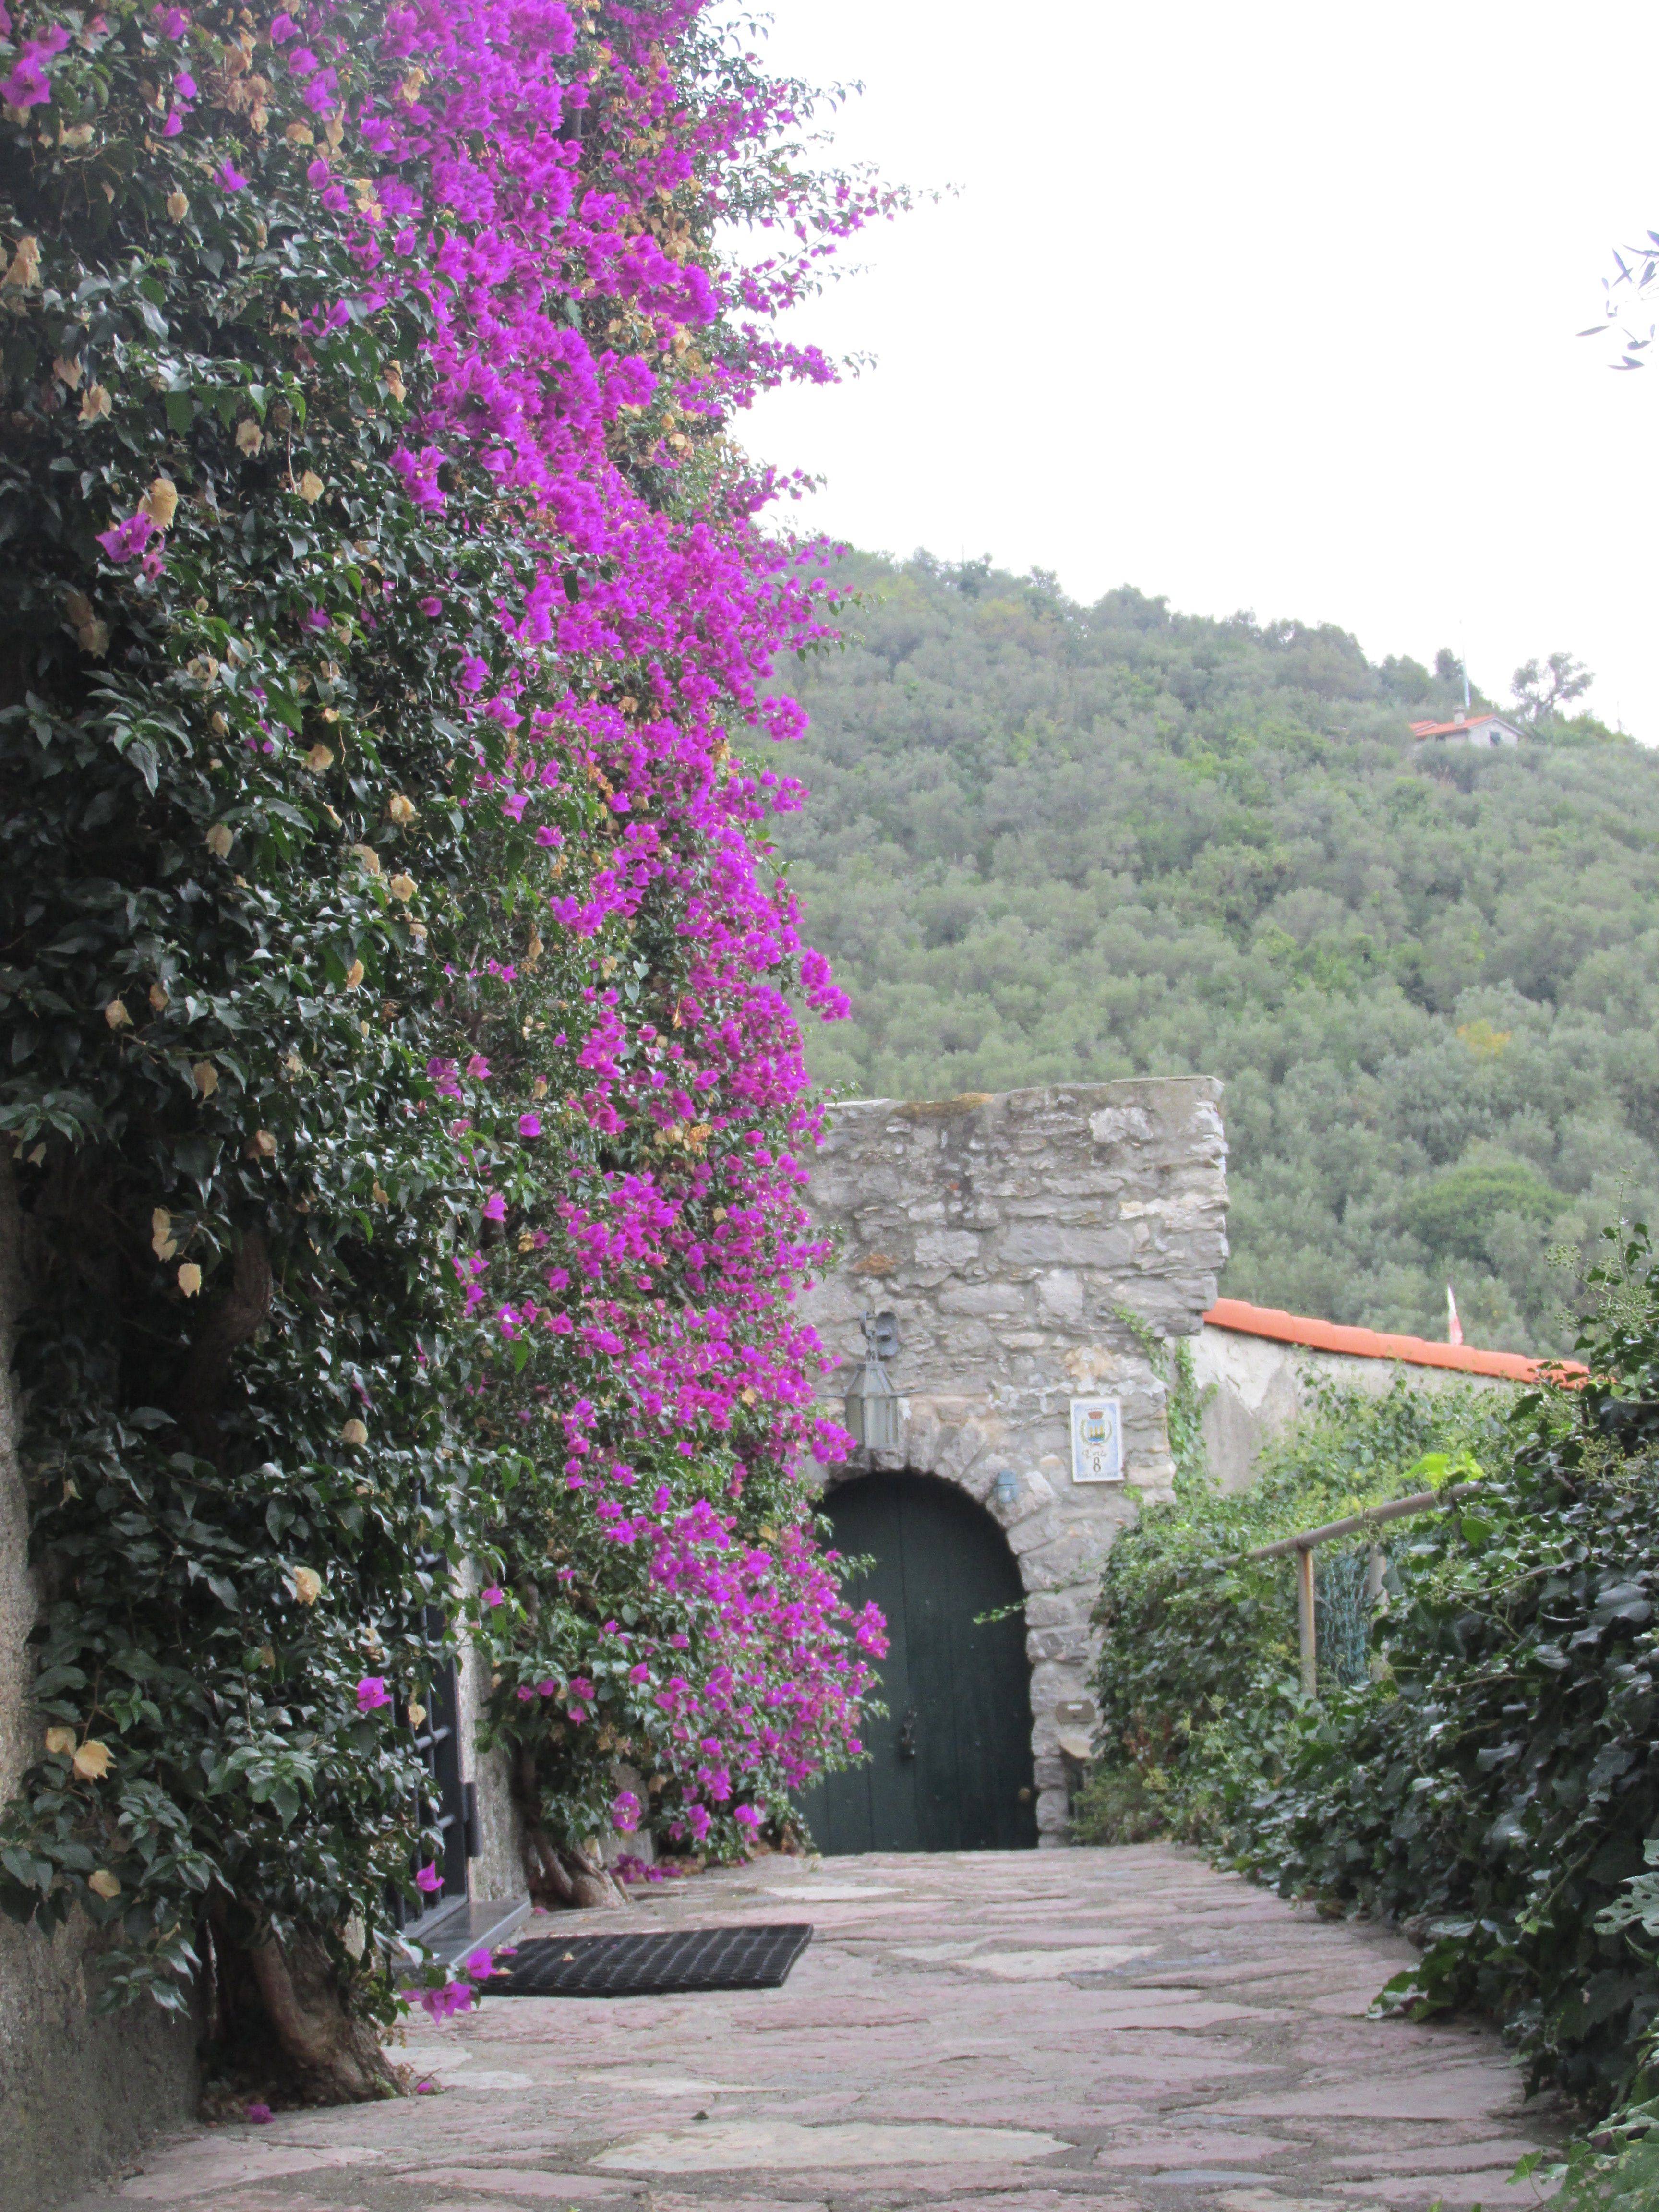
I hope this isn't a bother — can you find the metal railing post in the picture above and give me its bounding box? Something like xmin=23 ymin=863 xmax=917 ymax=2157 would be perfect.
xmin=1297 ymin=1543 xmax=1317 ymax=1697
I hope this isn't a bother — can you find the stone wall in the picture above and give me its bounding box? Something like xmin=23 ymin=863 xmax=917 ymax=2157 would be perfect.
xmin=0 ymin=1158 xmax=198 ymax=2212
xmin=798 ymin=1079 xmax=1228 ymax=1844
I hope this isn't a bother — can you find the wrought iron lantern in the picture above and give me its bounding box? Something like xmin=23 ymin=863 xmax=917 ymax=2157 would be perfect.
xmin=845 ymin=1310 xmax=903 ymax=1455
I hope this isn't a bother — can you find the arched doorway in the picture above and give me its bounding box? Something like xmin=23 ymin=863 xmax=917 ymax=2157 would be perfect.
xmin=802 ymin=1472 xmax=1038 ymax=1854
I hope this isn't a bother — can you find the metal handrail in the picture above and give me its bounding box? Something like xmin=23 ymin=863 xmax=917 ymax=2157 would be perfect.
xmin=1223 ymin=1480 xmax=1481 ymax=1695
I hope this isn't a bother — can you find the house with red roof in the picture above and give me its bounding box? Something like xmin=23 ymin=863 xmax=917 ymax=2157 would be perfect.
xmin=1410 ymin=709 xmax=1525 ymax=748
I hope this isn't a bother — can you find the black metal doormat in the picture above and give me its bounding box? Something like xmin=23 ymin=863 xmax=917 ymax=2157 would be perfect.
xmin=494 ymin=1922 xmax=812 ymax=1998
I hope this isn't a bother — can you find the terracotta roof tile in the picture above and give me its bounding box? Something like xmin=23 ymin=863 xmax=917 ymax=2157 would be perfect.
xmin=1202 ymin=1297 xmax=1580 ymax=1382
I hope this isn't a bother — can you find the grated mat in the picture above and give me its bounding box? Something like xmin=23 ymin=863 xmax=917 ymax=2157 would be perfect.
xmin=493 ymin=1921 xmax=812 ymax=1998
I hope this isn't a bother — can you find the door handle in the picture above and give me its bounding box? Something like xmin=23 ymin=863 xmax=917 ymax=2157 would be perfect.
xmin=897 ymin=1707 xmax=918 ymax=1761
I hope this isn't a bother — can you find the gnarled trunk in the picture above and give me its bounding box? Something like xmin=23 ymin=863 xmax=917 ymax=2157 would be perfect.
xmin=242 ymin=1931 xmax=401 ymax=2102
xmin=515 ymin=1747 xmax=628 ymax=1908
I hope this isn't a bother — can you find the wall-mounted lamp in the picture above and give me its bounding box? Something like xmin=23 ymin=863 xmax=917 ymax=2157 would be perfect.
xmin=845 ymin=1309 xmax=903 ymax=1456
xmin=994 ymin=1469 xmax=1020 ymax=1511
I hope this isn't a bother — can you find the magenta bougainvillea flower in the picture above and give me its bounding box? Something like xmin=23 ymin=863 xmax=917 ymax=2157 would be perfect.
xmin=95 ymin=513 xmax=156 ymax=564
xmin=355 ymin=1676 xmax=391 ymax=1714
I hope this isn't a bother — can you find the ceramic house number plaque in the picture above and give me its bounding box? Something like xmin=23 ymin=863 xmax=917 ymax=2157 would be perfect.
xmin=1070 ymin=1396 xmax=1124 ymax=1484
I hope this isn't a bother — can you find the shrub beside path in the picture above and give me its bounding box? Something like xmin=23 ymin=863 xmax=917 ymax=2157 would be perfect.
xmin=67 ymin=1846 xmax=1560 ymax=2211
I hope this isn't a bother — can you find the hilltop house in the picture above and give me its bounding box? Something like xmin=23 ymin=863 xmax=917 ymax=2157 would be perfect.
xmin=1410 ymin=710 xmax=1525 ymax=748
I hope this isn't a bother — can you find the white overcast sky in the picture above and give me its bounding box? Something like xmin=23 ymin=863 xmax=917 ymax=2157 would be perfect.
xmin=736 ymin=0 xmax=1659 ymax=736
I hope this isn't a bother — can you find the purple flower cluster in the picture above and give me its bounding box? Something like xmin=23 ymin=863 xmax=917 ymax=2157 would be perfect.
xmin=251 ymin=0 xmax=898 ymax=1844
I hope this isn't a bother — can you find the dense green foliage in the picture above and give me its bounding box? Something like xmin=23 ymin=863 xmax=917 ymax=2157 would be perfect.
xmin=0 ymin=0 xmax=507 ymax=2044
xmin=778 ymin=553 xmax=1659 ymax=1351
xmin=1076 ymin=1379 xmax=1504 ymax=1844
xmin=1085 ymin=1229 xmax=1659 ymax=2114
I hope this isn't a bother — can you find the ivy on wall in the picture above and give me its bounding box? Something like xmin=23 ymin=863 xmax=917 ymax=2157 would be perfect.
xmin=0 ymin=0 xmax=889 ymax=2098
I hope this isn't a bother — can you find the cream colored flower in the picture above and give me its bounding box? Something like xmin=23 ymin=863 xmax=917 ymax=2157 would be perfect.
xmin=256 ymin=1643 xmax=275 ymax=1669
xmin=407 ymin=1700 xmax=427 ymax=1728
xmin=192 ymin=1059 xmax=219 ymax=1096
xmin=345 ymin=959 xmax=365 ymax=989
xmin=1 ymin=234 xmax=41 ymax=289
xmin=291 ymin=1566 xmax=323 ymax=1606
xmin=386 ymin=793 xmax=416 ymax=827
xmin=252 ymin=1129 xmax=276 ymax=1159
xmin=44 ymin=1726 xmax=76 ymax=1756
xmin=350 ymin=843 xmax=381 ymax=876
xmin=236 ymin=418 xmax=263 ymax=456
xmin=340 ymin=1417 xmax=368 ymax=1447
xmin=141 ymin=477 xmax=179 ymax=529
xmin=149 ymin=982 xmax=169 ymax=1013
xmin=186 ymin=654 xmax=220 ymax=688
xmin=305 ymin=744 xmax=334 ymax=772
xmin=79 ymin=382 xmax=111 ymax=422
xmin=284 ymin=120 xmax=314 ymax=144
xmin=385 ymin=361 xmax=407 ymax=404
xmin=408 ymin=920 xmax=427 ymax=946
xmin=78 ymin=620 xmax=109 ymax=658
xmin=72 ymin=1740 xmax=112 ymax=1780
xmin=151 ymin=1208 xmax=177 ymax=1260
xmin=166 ymin=190 xmax=189 ymax=222
xmin=104 ymin=999 xmax=131 ymax=1030
xmin=87 ymin=1868 xmax=121 ymax=1899
xmin=298 ymin=469 xmax=324 ymax=504
xmin=60 ymin=123 xmax=94 ymax=149
xmin=205 ymin=823 xmax=233 ymax=859
xmin=65 ymin=588 xmax=93 ymax=627
xmin=387 ymin=872 xmax=415 ymax=903
xmin=53 ymin=352 xmax=83 ymax=390
xmin=177 ymin=1262 xmax=203 ymax=1297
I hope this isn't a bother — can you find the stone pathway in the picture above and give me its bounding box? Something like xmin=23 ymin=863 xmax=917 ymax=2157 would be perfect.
xmin=69 ymin=1846 xmax=1561 ymax=2212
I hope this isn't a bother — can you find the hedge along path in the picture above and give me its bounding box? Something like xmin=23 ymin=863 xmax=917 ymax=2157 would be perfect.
xmin=1092 ymin=1228 xmax=1659 ymax=2119
xmin=0 ymin=0 xmax=899 ymax=2100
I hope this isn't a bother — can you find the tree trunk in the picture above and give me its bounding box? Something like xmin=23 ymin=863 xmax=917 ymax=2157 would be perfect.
xmin=515 ymin=1749 xmax=628 ymax=1908
xmin=242 ymin=1931 xmax=401 ymax=2101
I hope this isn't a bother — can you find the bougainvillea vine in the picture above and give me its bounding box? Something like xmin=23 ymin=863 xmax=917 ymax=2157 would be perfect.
xmin=0 ymin=0 xmax=893 ymax=2099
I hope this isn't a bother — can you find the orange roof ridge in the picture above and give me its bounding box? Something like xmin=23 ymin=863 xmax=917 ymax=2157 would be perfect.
xmin=1409 ymin=711 xmax=1515 ymax=737
xmin=1202 ymin=1296 xmax=1579 ymax=1382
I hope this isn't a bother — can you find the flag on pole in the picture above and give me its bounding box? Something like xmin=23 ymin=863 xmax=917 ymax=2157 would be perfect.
xmin=1446 ymin=1283 xmax=1464 ymax=1346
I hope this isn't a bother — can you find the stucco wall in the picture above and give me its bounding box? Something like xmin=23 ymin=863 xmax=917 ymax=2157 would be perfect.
xmin=799 ymin=1078 xmax=1228 ymax=1845
xmin=1192 ymin=1322 xmax=1520 ymax=1493
xmin=451 ymin=1557 xmax=527 ymax=1905
xmin=0 ymin=1156 xmax=199 ymax=2212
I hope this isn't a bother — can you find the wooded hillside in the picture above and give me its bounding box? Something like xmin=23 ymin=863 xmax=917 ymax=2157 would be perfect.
xmin=777 ymin=553 xmax=1659 ymax=1351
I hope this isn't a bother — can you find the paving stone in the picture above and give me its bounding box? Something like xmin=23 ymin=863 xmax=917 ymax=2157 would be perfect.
xmin=399 ymin=2171 xmax=633 ymax=2199
xmin=1326 ymin=2139 xmax=1543 ymax=2176
xmin=589 ymin=2119 xmax=1073 ymax=2171
xmin=92 ymin=1846 xmax=1563 ymax=2211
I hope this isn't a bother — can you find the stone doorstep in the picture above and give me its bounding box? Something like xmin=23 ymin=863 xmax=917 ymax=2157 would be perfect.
xmin=397 ymin=1897 xmax=533 ymax=1969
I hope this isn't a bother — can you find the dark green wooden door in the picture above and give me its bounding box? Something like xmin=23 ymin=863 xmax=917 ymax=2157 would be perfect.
xmin=802 ymin=1472 xmax=1038 ymax=1854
